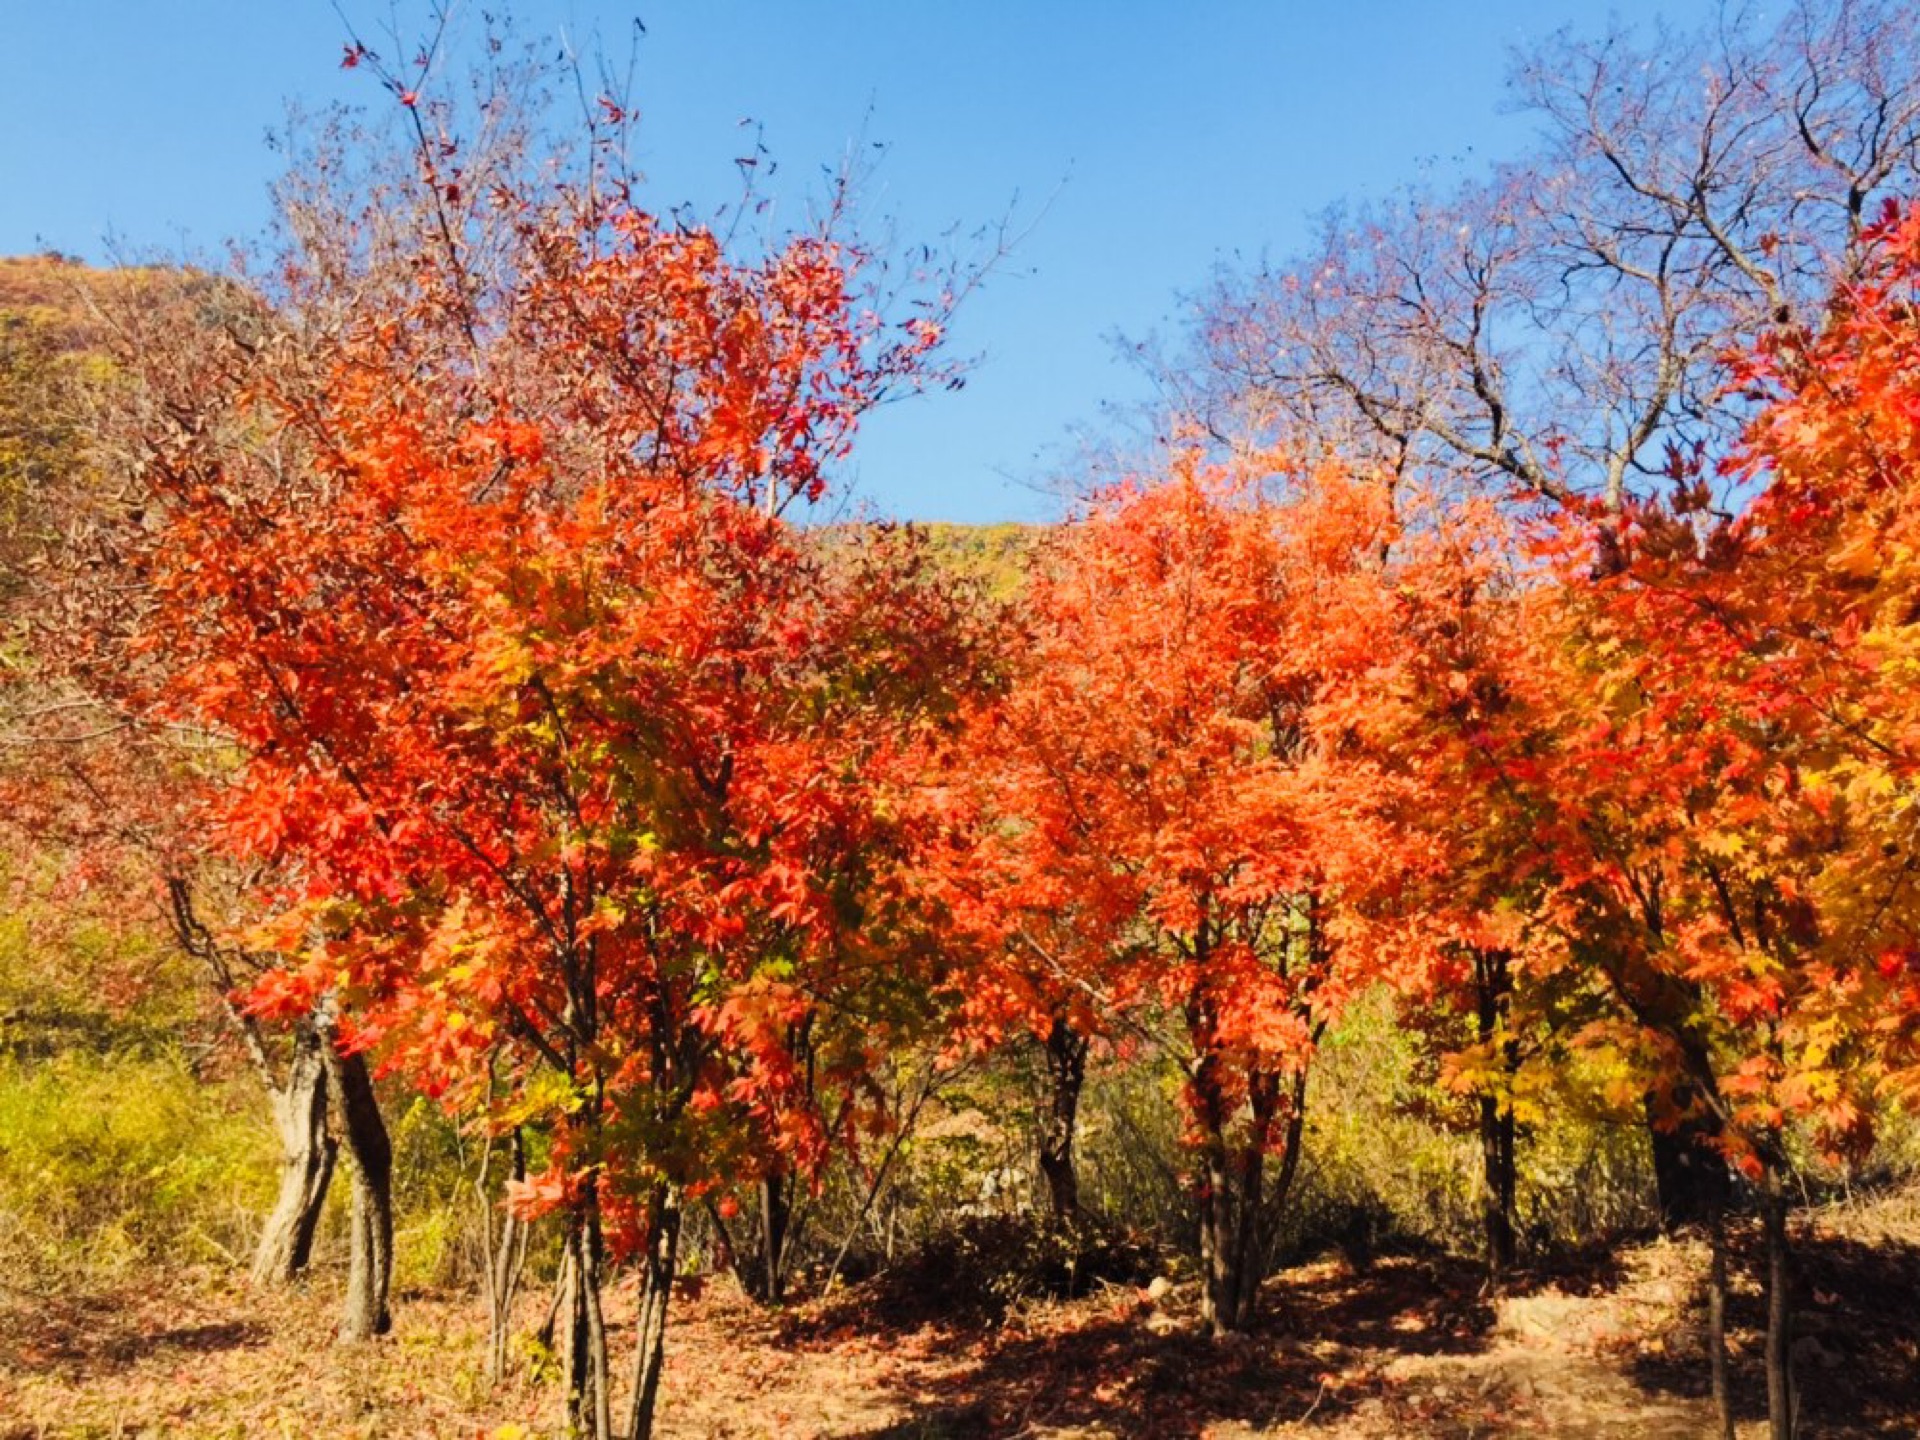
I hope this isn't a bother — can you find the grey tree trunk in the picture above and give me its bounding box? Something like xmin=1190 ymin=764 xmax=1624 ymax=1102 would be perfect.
xmin=329 ymin=1045 xmax=394 ymax=1341
xmin=249 ymin=1016 xmax=337 ymax=1286
xmin=757 ymin=1171 xmax=791 ymax=1304
xmin=625 ymin=1188 xmax=684 ymax=1440
xmin=562 ymin=1207 xmax=614 ymax=1440
xmin=483 ymin=1127 xmax=531 ymax=1384
xmin=561 ymin=1227 xmax=591 ymax=1438
xmin=167 ymin=880 xmax=339 ymax=1290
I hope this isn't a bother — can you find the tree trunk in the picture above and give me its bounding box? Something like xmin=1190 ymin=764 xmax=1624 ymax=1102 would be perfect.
xmin=1478 ymin=1092 xmax=1518 ymax=1274
xmin=1194 ymin=1053 xmax=1273 ymax=1336
xmin=1763 ymin=1166 xmax=1796 ymax=1440
xmin=757 ymin=1171 xmax=791 ymax=1304
xmin=625 ymin=1188 xmax=684 ymax=1440
xmin=1253 ymin=1066 xmax=1312 ymax=1282
xmin=1199 ymin=1138 xmax=1267 ymax=1335
xmin=1647 ymin=1091 xmax=1729 ymax=1231
xmin=1038 ymin=1016 xmax=1088 ymax=1222
xmin=1198 ymin=1134 xmax=1240 ymax=1336
xmin=483 ymin=1127 xmax=531 ymax=1384
xmin=249 ymin=1016 xmax=336 ymax=1286
xmin=562 ymin=1206 xmax=614 ymax=1440
xmin=329 ymin=1045 xmax=394 ymax=1341
xmin=534 ymin=1241 xmax=571 ymax=1364
xmin=561 ymin=1228 xmax=590 ymax=1437
xmin=1474 ymin=948 xmax=1518 ymax=1274
xmin=1708 ymin=1187 xmax=1734 ymax=1440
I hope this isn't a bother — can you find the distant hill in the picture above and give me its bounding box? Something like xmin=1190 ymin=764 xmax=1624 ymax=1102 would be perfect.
xmin=915 ymin=522 xmax=1042 ymax=597
xmin=0 ymin=256 xmax=1055 ymax=603
xmin=0 ymin=257 xmax=121 ymax=586
xmin=0 ymin=254 xmax=147 ymax=351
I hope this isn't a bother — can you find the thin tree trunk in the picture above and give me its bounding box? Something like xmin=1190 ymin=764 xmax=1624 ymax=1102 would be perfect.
xmin=1038 ymin=1016 xmax=1088 ymax=1222
xmin=1227 ymin=1140 xmax=1265 ymax=1330
xmin=1258 ymin=1066 xmax=1311 ymax=1278
xmin=249 ymin=1015 xmax=336 ymax=1285
xmin=1708 ymin=1186 xmax=1734 ymax=1440
xmin=482 ymin=1127 xmax=530 ymax=1384
xmin=625 ymin=1188 xmax=683 ymax=1440
xmin=1479 ymin=1091 xmax=1518 ymax=1274
xmin=534 ymin=1241 xmax=572 ymax=1359
xmin=582 ymin=1213 xmax=613 ymax=1440
xmin=757 ymin=1171 xmax=790 ymax=1304
xmin=1474 ymin=948 xmax=1518 ymax=1274
xmin=329 ymin=1045 xmax=394 ymax=1341
xmin=561 ymin=1227 xmax=589 ymax=1435
xmin=562 ymin=1214 xmax=613 ymax=1440
xmin=1763 ymin=1165 xmax=1796 ymax=1440
xmin=1230 ymin=1074 xmax=1278 ymax=1331
xmin=560 ymin=1203 xmax=614 ymax=1440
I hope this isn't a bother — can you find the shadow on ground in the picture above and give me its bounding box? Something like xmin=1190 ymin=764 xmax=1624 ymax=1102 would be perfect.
xmin=1 ymin=1288 xmax=266 ymax=1376
xmin=822 ymin=1252 xmax=1581 ymax=1439
xmin=1624 ymin=1218 xmax=1920 ymax=1438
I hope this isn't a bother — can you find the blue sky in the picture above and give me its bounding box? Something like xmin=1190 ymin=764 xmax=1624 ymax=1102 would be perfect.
xmin=0 ymin=1 xmax=1705 ymax=523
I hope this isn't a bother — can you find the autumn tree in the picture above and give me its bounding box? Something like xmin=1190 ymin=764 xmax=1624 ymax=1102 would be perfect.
xmin=76 ymin=24 xmax=983 ymax=1431
xmin=1329 ymin=489 xmax=1552 ymax=1276
xmin=0 ymin=251 xmax=405 ymax=1328
xmin=976 ymin=457 xmax=1419 ymax=1333
xmin=1445 ymin=204 xmax=1920 ymax=1420
xmin=1166 ymin=0 xmax=1920 ymax=1239
xmin=2 ymin=259 xmax=413 ymax=1343
xmin=925 ymin=599 xmax=1137 ymax=1225
xmin=1183 ymin=0 xmax=1920 ymax=510
xmin=1593 ymin=198 xmax=1920 ymax=1439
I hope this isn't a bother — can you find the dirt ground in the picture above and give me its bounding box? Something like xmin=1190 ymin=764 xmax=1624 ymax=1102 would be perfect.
xmin=5 ymin=1193 xmax=1919 ymax=1439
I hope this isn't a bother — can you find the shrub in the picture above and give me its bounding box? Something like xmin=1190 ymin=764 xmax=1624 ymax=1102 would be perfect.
xmin=865 ymin=1212 xmax=1158 ymax=1324
xmin=0 ymin=1049 xmax=276 ymax=1283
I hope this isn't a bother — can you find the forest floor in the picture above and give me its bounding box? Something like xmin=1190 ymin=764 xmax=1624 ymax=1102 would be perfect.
xmin=5 ymin=1187 xmax=1920 ymax=1439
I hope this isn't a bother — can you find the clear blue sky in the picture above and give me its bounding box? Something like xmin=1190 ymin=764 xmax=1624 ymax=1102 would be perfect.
xmin=0 ymin=1 xmax=1706 ymax=523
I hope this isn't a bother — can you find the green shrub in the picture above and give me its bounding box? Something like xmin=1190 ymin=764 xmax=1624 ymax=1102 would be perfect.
xmin=389 ymin=1091 xmax=497 ymax=1291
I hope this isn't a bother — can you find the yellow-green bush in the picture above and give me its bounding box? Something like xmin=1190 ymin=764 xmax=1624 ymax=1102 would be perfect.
xmin=389 ymin=1091 xmax=498 ymax=1291
xmin=0 ymin=1049 xmax=277 ymax=1283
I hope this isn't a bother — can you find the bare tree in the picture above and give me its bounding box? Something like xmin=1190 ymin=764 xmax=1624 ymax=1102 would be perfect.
xmin=1182 ymin=0 xmax=1920 ymax=515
